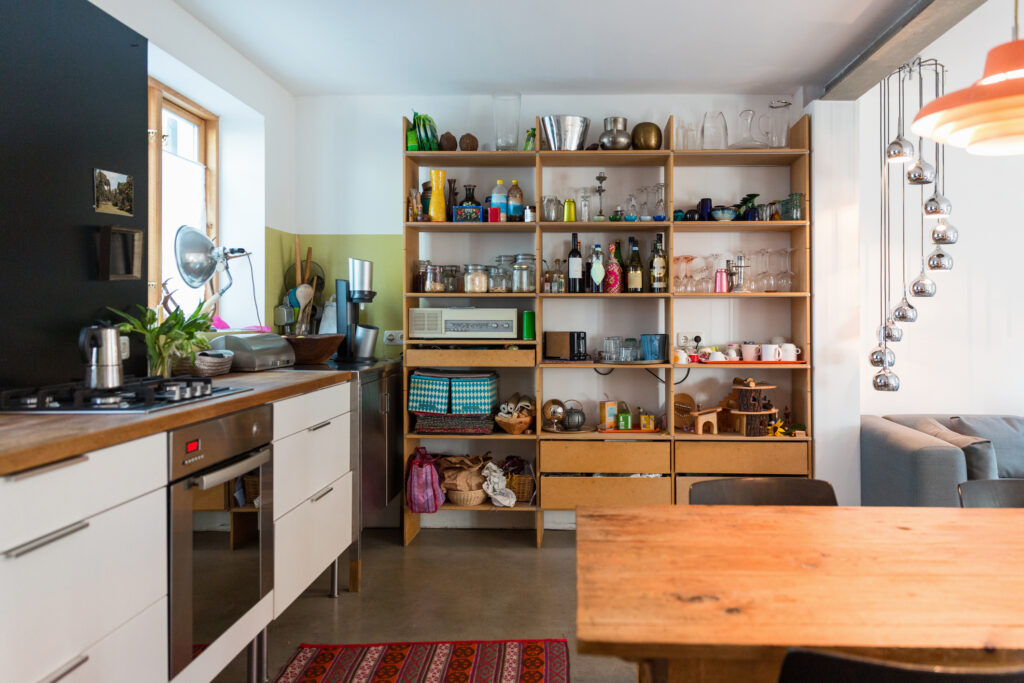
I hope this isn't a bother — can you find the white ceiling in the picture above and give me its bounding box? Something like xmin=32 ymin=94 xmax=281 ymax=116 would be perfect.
xmin=173 ymin=0 xmax=920 ymax=97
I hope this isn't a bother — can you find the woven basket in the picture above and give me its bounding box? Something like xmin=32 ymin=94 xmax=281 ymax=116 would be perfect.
xmin=495 ymin=413 xmax=534 ymax=435
xmin=445 ymin=489 xmax=487 ymax=506
xmin=507 ymin=473 xmax=535 ymax=502
xmin=242 ymin=474 xmax=260 ymax=504
xmin=172 ymin=353 xmax=233 ymax=378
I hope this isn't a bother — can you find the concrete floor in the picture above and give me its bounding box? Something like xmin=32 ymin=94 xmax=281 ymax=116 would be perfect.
xmin=215 ymin=528 xmax=635 ymax=682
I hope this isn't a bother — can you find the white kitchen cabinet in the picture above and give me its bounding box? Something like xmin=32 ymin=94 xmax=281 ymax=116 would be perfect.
xmin=274 ymin=412 xmax=352 ymax=519
xmin=273 ymin=382 xmax=351 ymax=440
xmin=0 ymin=487 xmax=167 ymax=683
xmin=64 ymin=596 xmax=168 ymax=683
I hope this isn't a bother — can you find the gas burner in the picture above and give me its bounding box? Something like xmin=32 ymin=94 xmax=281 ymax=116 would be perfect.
xmin=90 ymin=394 xmax=128 ymax=408
xmin=0 ymin=376 xmax=247 ymax=414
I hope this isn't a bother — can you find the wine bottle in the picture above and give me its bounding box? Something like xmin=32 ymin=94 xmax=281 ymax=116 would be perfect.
xmin=627 ymin=238 xmax=644 ymax=293
xmin=614 ymin=239 xmax=625 ymax=269
xmin=650 ymin=232 xmax=667 ymax=293
xmin=604 ymin=243 xmax=623 ymax=293
xmin=568 ymin=233 xmax=583 ymax=293
xmin=589 ymin=244 xmax=606 ymax=293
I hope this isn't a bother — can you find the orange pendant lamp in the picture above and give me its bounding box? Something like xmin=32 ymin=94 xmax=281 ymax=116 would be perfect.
xmin=912 ymin=4 xmax=1024 ymax=155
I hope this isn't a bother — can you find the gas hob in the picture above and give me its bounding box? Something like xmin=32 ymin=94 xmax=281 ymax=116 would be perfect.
xmin=0 ymin=376 xmax=250 ymax=414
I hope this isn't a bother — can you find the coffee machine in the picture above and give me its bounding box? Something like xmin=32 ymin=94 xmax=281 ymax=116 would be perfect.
xmin=334 ymin=258 xmax=379 ymax=362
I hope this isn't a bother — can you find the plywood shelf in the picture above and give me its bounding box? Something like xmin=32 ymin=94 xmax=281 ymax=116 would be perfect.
xmin=405 ymin=433 xmax=538 ymax=440
xmin=673 ymin=220 xmax=808 ymax=233
xmin=540 ymin=432 xmax=672 ymax=441
xmin=539 ymin=363 xmax=671 ymax=369
xmin=674 ymin=432 xmax=811 ymax=442
xmin=439 ymin=502 xmax=538 ymax=511
xmin=540 ymin=293 xmax=669 ymax=299
xmin=540 ymin=221 xmax=668 ymax=233
xmin=404 ymin=292 xmax=537 ymax=298
xmin=674 ymin=363 xmax=809 ymax=370
xmin=404 ymin=151 xmax=537 ymax=167
xmin=539 ymin=150 xmax=671 ymax=167
xmin=673 ymin=292 xmax=809 ymax=298
xmin=406 ymin=338 xmax=536 ymax=346
xmin=404 ymin=222 xmax=538 ymax=233
xmin=672 ymin=148 xmax=809 ymax=167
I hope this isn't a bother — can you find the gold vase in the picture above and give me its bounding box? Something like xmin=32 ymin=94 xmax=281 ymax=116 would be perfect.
xmin=632 ymin=122 xmax=663 ymax=150
xmin=429 ymin=169 xmax=447 ymax=222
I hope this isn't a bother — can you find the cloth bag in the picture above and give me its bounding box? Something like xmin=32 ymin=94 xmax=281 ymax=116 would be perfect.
xmin=406 ymin=447 xmax=445 ymax=513
xmin=482 ymin=462 xmax=516 ymax=507
xmin=437 ymin=454 xmax=491 ymax=492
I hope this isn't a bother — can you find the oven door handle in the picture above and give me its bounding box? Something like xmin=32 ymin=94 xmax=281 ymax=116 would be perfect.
xmin=190 ymin=448 xmax=270 ymax=491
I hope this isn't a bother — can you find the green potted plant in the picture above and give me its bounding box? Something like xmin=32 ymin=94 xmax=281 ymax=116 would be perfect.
xmin=109 ymin=303 xmax=213 ymax=378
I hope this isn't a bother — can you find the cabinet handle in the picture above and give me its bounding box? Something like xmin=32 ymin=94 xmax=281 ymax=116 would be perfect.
xmin=381 ymin=392 xmax=389 ymax=414
xmin=311 ymin=486 xmax=334 ymax=503
xmin=5 ymin=520 xmax=90 ymax=560
xmin=308 ymin=420 xmax=332 ymax=432
xmin=38 ymin=654 xmax=88 ymax=683
xmin=6 ymin=455 xmax=89 ymax=482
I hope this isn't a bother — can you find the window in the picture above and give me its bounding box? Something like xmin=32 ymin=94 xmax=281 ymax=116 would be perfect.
xmin=147 ymin=78 xmax=219 ymax=313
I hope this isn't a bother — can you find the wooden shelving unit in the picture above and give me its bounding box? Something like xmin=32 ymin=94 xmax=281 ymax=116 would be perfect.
xmin=401 ymin=115 xmax=813 ymax=546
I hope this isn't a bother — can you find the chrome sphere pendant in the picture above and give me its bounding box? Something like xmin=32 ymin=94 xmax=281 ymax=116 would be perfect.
xmin=910 ymin=269 xmax=937 ymax=297
xmin=931 ymin=218 xmax=959 ymax=245
xmin=872 ymin=368 xmax=901 ymax=392
xmin=869 ymin=345 xmax=895 ymax=368
xmin=906 ymin=158 xmax=935 ymax=184
xmin=927 ymin=246 xmax=953 ymax=271
xmin=880 ymin=320 xmax=903 ymax=342
xmin=923 ymin=191 xmax=952 ymax=218
xmin=886 ymin=135 xmax=915 ymax=163
xmin=892 ymin=296 xmax=918 ymax=323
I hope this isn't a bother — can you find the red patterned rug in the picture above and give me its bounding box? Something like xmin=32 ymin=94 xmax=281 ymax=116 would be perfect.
xmin=274 ymin=639 xmax=569 ymax=683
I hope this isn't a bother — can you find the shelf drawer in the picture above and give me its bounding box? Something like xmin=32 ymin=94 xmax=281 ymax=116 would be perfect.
xmin=274 ymin=471 xmax=354 ymax=617
xmin=274 ymin=414 xmax=353 ymax=520
xmin=541 ymin=475 xmax=672 ymax=509
xmin=274 ymin=382 xmax=352 ymax=440
xmin=406 ymin=347 xmax=535 ymax=367
xmin=675 ymin=441 xmax=809 ymax=475
xmin=541 ymin=441 xmax=671 ymax=473
xmin=63 ymin=596 xmax=167 ymax=683
xmin=0 ymin=433 xmax=165 ymax=553
xmin=0 ymin=489 xmax=166 ymax=683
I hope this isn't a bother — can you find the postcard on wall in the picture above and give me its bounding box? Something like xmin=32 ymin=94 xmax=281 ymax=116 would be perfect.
xmin=94 ymin=168 xmax=134 ymax=216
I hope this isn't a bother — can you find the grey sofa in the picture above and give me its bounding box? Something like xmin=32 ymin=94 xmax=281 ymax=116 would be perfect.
xmin=861 ymin=414 xmax=1019 ymax=507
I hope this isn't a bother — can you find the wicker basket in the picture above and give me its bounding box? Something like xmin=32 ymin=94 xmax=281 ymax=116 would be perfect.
xmin=445 ymin=489 xmax=487 ymax=506
xmin=507 ymin=473 xmax=536 ymax=502
xmin=495 ymin=413 xmax=534 ymax=435
xmin=172 ymin=353 xmax=234 ymax=378
xmin=242 ymin=474 xmax=260 ymax=504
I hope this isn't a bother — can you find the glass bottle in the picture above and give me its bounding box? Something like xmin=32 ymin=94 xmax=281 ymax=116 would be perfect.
xmin=460 ymin=184 xmax=479 ymax=206
xmin=604 ymin=243 xmax=623 ymax=293
xmin=627 ymin=238 xmax=644 ymax=293
xmin=567 ymin=233 xmax=583 ymax=293
xmin=415 ymin=259 xmax=431 ymax=293
xmin=507 ymin=179 xmax=524 ymax=222
xmin=589 ymin=244 xmax=606 ymax=293
xmin=614 ymin=239 xmax=625 ymax=269
xmin=649 ymin=233 xmax=667 ymax=293
xmin=514 ymin=253 xmax=536 ymax=290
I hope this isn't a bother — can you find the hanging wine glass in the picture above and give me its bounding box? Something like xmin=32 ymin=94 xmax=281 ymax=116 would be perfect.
xmin=625 ymin=194 xmax=638 ymax=221
xmin=637 ymin=186 xmax=651 ymax=220
xmin=756 ymin=248 xmax=775 ymax=292
xmin=653 ymin=182 xmax=666 ymax=221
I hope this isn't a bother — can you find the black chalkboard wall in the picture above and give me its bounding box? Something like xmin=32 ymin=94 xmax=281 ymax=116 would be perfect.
xmin=0 ymin=0 xmax=149 ymax=388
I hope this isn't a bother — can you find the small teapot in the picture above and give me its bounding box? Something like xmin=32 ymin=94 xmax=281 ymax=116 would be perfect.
xmin=562 ymin=399 xmax=587 ymax=431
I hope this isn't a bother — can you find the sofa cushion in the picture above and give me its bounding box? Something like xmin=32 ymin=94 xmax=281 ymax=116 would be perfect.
xmin=905 ymin=417 xmax=998 ymax=480
xmin=949 ymin=416 xmax=1024 ymax=478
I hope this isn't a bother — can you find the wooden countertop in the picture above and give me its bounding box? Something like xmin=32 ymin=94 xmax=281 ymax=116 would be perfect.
xmin=0 ymin=370 xmax=352 ymax=476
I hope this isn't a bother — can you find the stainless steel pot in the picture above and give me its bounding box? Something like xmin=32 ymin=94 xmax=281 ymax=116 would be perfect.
xmin=541 ymin=115 xmax=590 ymax=151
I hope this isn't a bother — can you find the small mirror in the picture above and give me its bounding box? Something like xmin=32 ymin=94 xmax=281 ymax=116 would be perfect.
xmin=97 ymin=225 xmax=143 ymax=280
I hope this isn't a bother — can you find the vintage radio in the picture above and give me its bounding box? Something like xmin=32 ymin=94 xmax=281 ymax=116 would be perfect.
xmin=408 ymin=307 xmax=518 ymax=339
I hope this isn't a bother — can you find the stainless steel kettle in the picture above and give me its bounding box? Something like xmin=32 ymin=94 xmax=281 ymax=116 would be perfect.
xmin=79 ymin=324 xmax=123 ymax=389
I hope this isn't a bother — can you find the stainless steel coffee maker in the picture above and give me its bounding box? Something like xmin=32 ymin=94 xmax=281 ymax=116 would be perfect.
xmin=79 ymin=324 xmax=123 ymax=389
xmin=334 ymin=258 xmax=379 ymax=362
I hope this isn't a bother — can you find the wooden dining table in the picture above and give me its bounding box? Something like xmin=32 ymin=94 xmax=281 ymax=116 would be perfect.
xmin=576 ymin=505 xmax=1024 ymax=682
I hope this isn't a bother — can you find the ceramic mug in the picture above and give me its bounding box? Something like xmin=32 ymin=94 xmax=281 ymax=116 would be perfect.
xmin=725 ymin=343 xmax=742 ymax=356
xmin=724 ymin=348 xmax=740 ymax=361
xmin=770 ymin=336 xmax=787 ymax=345
xmin=707 ymin=351 xmax=727 ymax=361
xmin=760 ymin=343 xmax=783 ymax=361
xmin=741 ymin=342 xmax=761 ymax=361
xmin=780 ymin=343 xmax=802 ymax=362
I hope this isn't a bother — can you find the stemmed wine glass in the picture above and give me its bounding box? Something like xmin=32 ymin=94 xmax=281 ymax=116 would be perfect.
xmin=626 ymin=194 xmax=639 ymax=221
xmin=637 ymin=186 xmax=651 ymax=219
xmin=653 ymin=182 xmax=666 ymax=221
xmin=755 ymin=248 xmax=775 ymax=292
xmin=578 ymin=187 xmax=592 ymax=222
xmin=674 ymin=255 xmax=697 ymax=293
xmin=775 ymin=247 xmax=795 ymax=292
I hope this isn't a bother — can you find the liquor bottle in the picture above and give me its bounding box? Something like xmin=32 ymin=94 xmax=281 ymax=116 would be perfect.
xmin=589 ymin=244 xmax=606 ymax=293
xmin=650 ymin=232 xmax=668 ymax=293
xmin=490 ymin=179 xmax=508 ymax=222
xmin=567 ymin=233 xmax=583 ymax=293
xmin=507 ymin=180 xmax=524 ymax=222
xmin=604 ymin=242 xmax=623 ymax=293
xmin=614 ymin=239 xmax=625 ymax=269
xmin=627 ymin=238 xmax=644 ymax=293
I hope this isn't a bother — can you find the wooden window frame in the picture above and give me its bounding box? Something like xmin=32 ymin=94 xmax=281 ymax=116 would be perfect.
xmin=147 ymin=77 xmax=219 ymax=309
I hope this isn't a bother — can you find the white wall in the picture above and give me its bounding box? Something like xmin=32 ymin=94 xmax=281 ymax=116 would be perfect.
xmin=89 ymin=0 xmax=297 ymax=326
xmin=858 ymin=0 xmax=1024 ymax=415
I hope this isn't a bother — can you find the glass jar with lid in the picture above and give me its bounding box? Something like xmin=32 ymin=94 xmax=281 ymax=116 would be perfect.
xmin=441 ymin=265 xmax=461 ymax=292
xmin=512 ymin=263 xmax=534 ymax=292
xmin=464 ymin=264 xmax=488 ymax=293
xmin=488 ymin=265 xmax=510 ymax=293
xmin=423 ymin=265 xmax=445 ymax=292
xmin=414 ymin=259 xmax=432 ymax=292
xmin=494 ymin=254 xmax=515 ymax=285
xmin=514 ymin=253 xmax=536 ymax=291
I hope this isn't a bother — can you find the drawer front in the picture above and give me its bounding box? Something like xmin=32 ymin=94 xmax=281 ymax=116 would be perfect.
xmin=274 ymin=382 xmax=352 ymax=440
xmin=63 ymin=596 xmax=167 ymax=683
xmin=675 ymin=441 xmax=809 ymax=475
xmin=274 ymin=414 xmax=353 ymax=520
xmin=274 ymin=471 xmax=354 ymax=617
xmin=406 ymin=348 xmax=535 ymax=368
xmin=0 ymin=432 xmax=165 ymax=553
xmin=541 ymin=476 xmax=672 ymax=509
xmin=0 ymin=489 xmax=167 ymax=683
xmin=540 ymin=441 xmax=671 ymax=474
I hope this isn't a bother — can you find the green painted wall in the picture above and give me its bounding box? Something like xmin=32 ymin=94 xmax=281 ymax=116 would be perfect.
xmin=265 ymin=226 xmax=404 ymax=359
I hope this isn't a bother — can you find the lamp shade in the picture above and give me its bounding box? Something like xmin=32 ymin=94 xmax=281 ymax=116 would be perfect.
xmin=174 ymin=225 xmax=218 ymax=288
xmin=912 ymin=40 xmax=1024 ymax=155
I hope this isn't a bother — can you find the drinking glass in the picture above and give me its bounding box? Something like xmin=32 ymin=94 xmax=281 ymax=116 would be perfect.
xmin=768 ymin=97 xmax=792 ymax=148
xmin=680 ymin=255 xmax=697 ymax=293
xmin=602 ymin=337 xmax=623 ymax=363
xmin=543 ymin=195 xmax=561 ymax=222
xmin=579 ymin=187 xmax=591 ymax=222
xmin=677 ymin=119 xmax=701 ymax=150
xmin=755 ymin=248 xmax=775 ymax=292
xmin=493 ymin=94 xmax=521 ymax=151
xmin=775 ymin=248 xmax=795 ymax=292
xmin=638 ymin=186 xmax=650 ymax=218
xmin=701 ymin=111 xmax=728 ymax=149
xmin=653 ymin=182 xmax=666 ymax=220
xmin=626 ymin=194 xmax=639 ymax=221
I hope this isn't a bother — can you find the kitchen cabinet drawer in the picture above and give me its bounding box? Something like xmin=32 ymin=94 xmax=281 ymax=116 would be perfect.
xmin=541 ymin=475 xmax=672 ymax=510
xmin=675 ymin=442 xmax=809 ymax=475
xmin=60 ymin=596 xmax=167 ymax=683
xmin=0 ymin=432 xmax=165 ymax=553
xmin=274 ymin=413 xmax=353 ymax=520
xmin=541 ymin=440 xmax=671 ymax=474
xmin=274 ymin=470 xmax=354 ymax=617
xmin=274 ymin=382 xmax=351 ymax=440
xmin=0 ymin=488 xmax=166 ymax=683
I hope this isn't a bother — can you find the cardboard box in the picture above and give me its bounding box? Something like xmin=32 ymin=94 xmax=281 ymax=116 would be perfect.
xmin=544 ymin=331 xmax=587 ymax=360
xmin=599 ymin=401 xmax=618 ymax=429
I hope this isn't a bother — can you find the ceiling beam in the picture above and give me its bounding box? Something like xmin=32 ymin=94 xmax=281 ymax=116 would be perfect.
xmin=821 ymin=0 xmax=987 ymax=101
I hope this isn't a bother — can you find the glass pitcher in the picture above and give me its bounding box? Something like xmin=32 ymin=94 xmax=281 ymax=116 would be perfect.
xmin=768 ymin=97 xmax=793 ymax=148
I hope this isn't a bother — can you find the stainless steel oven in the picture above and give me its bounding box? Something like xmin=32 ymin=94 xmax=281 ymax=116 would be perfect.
xmin=168 ymin=405 xmax=273 ymax=679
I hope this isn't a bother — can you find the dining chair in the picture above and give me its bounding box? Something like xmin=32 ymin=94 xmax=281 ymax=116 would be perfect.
xmin=688 ymin=477 xmax=838 ymax=506
xmin=958 ymin=479 xmax=1024 ymax=508
xmin=778 ymin=648 xmax=1024 ymax=682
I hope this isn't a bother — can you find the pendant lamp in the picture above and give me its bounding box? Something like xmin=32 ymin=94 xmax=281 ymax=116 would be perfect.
xmin=912 ymin=3 xmax=1024 ymax=155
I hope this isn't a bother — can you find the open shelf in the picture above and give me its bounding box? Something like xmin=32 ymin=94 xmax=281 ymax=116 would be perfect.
xmin=405 ymin=150 xmax=537 ymax=167
xmin=540 ymin=221 xmax=668 ymax=233
xmin=440 ymin=502 xmax=538 ymax=512
xmin=405 ymin=221 xmax=538 ymax=233
xmin=406 ymin=433 xmax=538 ymax=440
xmin=540 ymin=431 xmax=672 ymax=440
xmin=673 ymin=220 xmax=808 ymax=233
xmin=674 ymin=363 xmax=809 ymax=370
xmin=672 ymin=148 xmax=809 ymax=167
xmin=539 ymin=150 xmax=671 ymax=167
xmin=673 ymin=292 xmax=810 ymax=298
xmin=406 ymin=338 xmax=537 ymax=346
xmin=539 ymin=362 xmax=671 ymax=369
xmin=674 ymin=432 xmax=811 ymax=442
xmin=539 ymin=293 xmax=669 ymax=299
xmin=405 ymin=292 xmax=537 ymax=298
